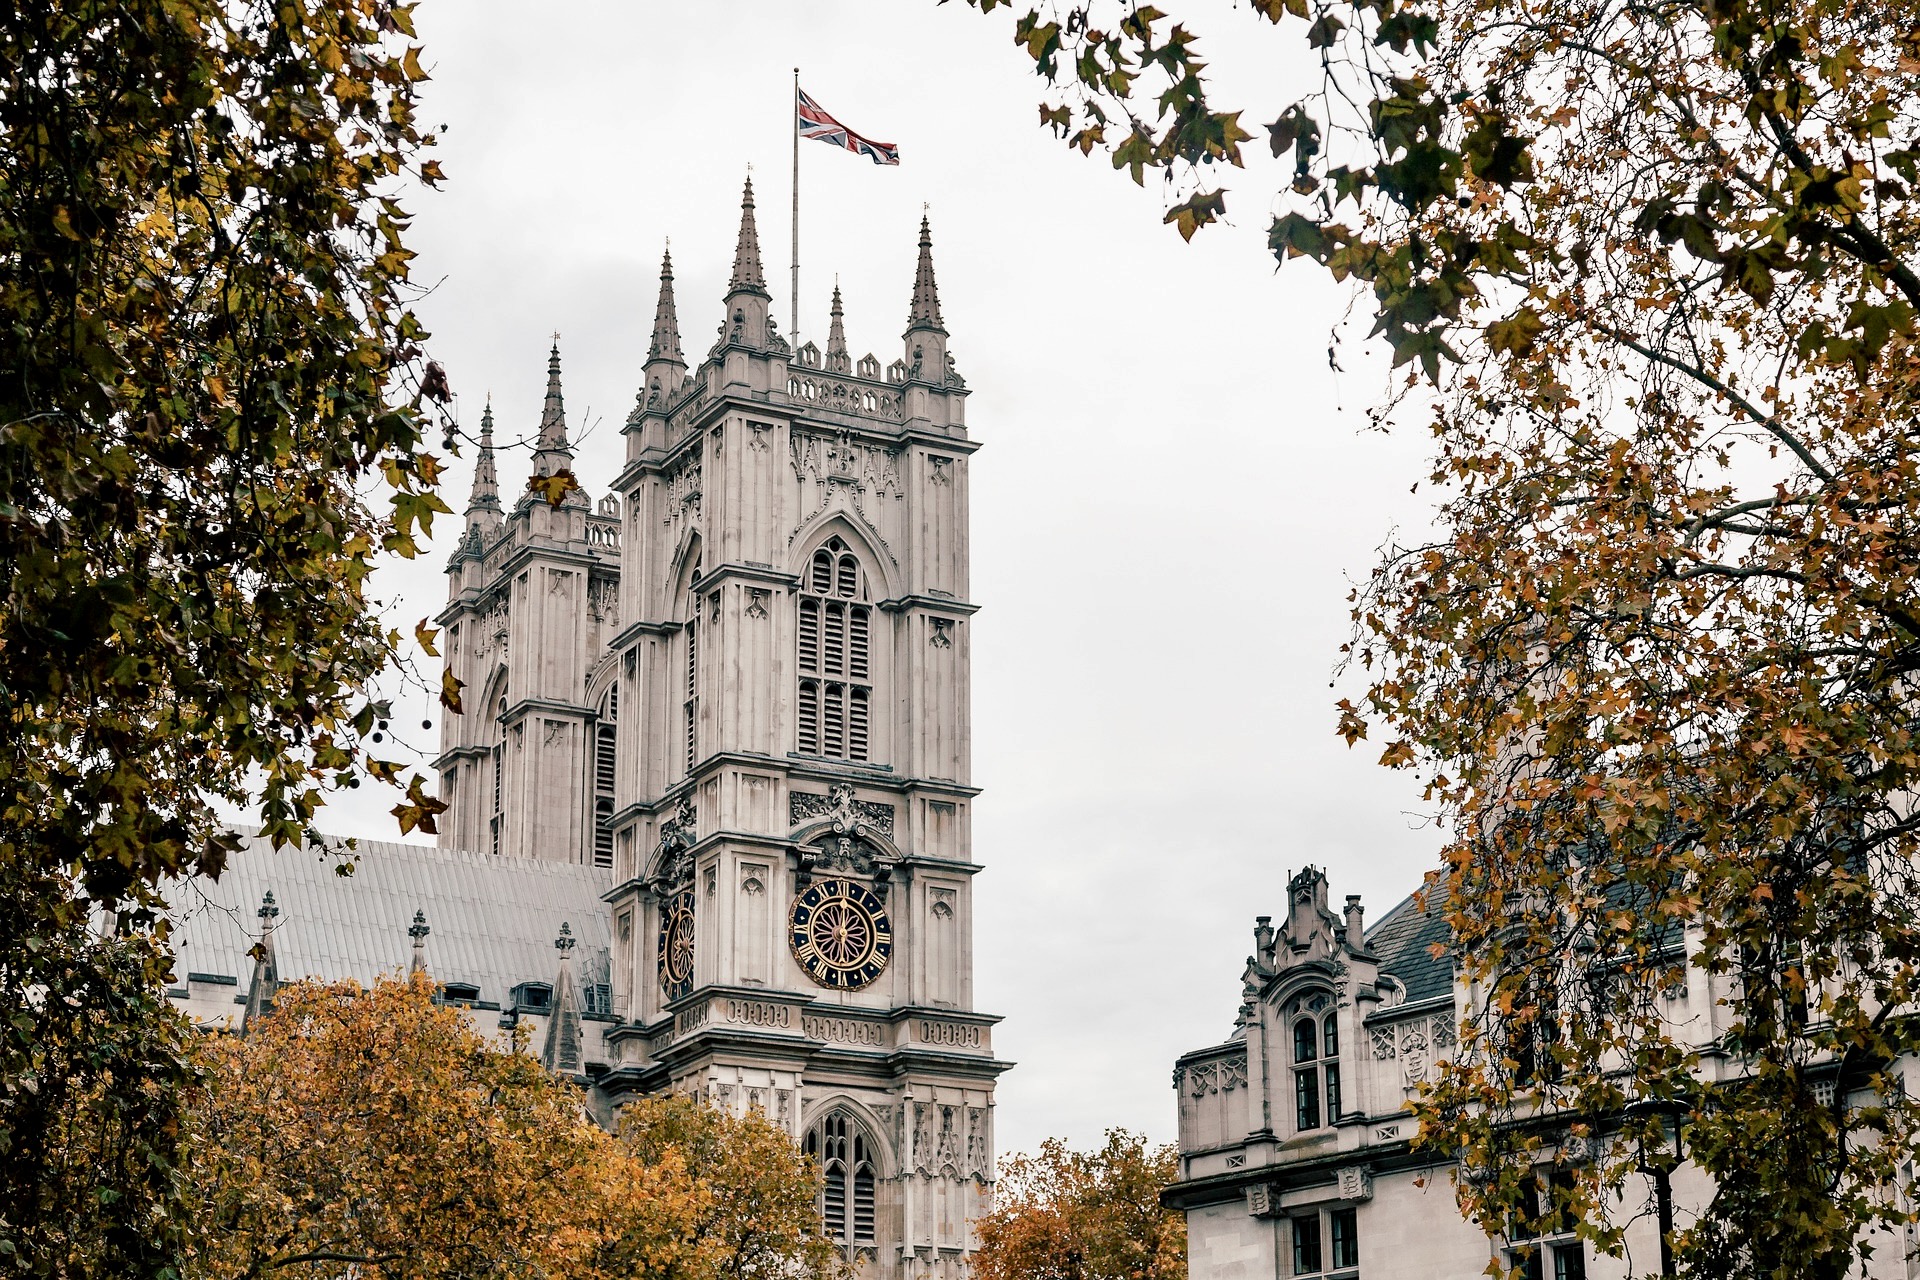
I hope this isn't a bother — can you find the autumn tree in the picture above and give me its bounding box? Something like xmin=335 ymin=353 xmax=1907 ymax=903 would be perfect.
xmin=1 ymin=2 xmax=449 ymax=1272
xmin=607 ymin=1095 xmax=846 ymax=1280
xmin=972 ymin=1130 xmax=1185 ymax=1280
xmin=186 ymin=973 xmax=596 ymax=1278
xmin=964 ymin=0 xmax=1920 ymax=1274
xmin=185 ymin=973 xmax=838 ymax=1280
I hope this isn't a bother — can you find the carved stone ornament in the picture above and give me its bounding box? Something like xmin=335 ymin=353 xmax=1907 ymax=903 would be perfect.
xmin=790 ymin=782 xmax=895 ymax=839
xmin=1370 ymin=1026 xmax=1398 ymax=1060
xmin=651 ymin=798 xmax=697 ymax=893
xmin=964 ymin=1106 xmax=988 ymax=1175
xmin=587 ymin=576 xmax=620 ymax=629
xmin=1400 ymin=1025 xmax=1431 ymax=1089
xmin=802 ymin=834 xmax=881 ymax=880
xmin=663 ymin=457 xmax=702 ymax=527
xmin=1246 ymin=1184 xmax=1278 ymax=1218
xmin=1336 ymin=1166 xmax=1374 ymax=1202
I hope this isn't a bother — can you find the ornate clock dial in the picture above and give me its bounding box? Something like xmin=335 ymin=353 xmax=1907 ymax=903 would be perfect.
xmin=789 ymin=877 xmax=892 ymax=990
xmin=657 ymin=889 xmax=696 ymax=1001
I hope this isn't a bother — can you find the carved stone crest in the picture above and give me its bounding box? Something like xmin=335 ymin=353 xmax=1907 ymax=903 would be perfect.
xmin=790 ymin=783 xmax=894 ymax=838
xmin=1336 ymin=1166 xmax=1374 ymax=1202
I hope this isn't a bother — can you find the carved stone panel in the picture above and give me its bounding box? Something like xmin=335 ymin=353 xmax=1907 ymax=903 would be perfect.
xmin=791 ymin=783 xmax=895 ymax=838
xmin=1336 ymin=1166 xmax=1374 ymax=1202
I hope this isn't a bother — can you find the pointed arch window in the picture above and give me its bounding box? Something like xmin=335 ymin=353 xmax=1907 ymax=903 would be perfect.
xmin=1289 ymin=995 xmax=1341 ymax=1131
xmin=804 ymin=1109 xmax=877 ymax=1252
xmin=797 ymin=539 xmax=872 ymax=762
xmin=489 ymin=679 xmax=508 ymax=858
xmin=592 ymin=685 xmax=617 ymax=868
xmin=683 ymin=560 xmax=701 ymax=778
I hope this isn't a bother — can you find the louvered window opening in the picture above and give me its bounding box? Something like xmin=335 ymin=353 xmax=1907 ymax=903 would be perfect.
xmin=805 ymin=1111 xmax=877 ymax=1252
xmin=797 ymin=541 xmax=871 ymax=762
xmin=684 ymin=563 xmax=701 ymax=778
xmin=489 ymin=741 xmax=503 ymax=858
xmin=592 ymin=686 xmax=617 ymax=869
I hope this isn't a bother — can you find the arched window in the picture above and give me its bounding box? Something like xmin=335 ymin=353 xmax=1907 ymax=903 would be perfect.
xmin=488 ymin=677 xmax=508 ymax=858
xmin=1291 ymin=998 xmax=1341 ymax=1131
xmin=683 ymin=559 xmax=701 ymax=777
xmin=804 ymin=1109 xmax=877 ymax=1253
xmin=797 ymin=538 xmax=872 ymax=762
xmin=592 ymin=684 xmax=617 ymax=868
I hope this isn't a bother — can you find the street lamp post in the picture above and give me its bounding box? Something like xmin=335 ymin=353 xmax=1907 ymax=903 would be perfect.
xmin=1629 ymin=1102 xmax=1683 ymax=1277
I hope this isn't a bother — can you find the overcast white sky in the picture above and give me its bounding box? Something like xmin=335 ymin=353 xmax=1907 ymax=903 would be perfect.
xmin=320 ymin=1 xmax=1445 ymax=1159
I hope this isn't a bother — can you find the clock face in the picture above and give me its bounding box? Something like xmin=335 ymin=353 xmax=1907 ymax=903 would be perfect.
xmin=658 ymin=889 xmax=696 ymax=1002
xmin=789 ymin=877 xmax=892 ymax=990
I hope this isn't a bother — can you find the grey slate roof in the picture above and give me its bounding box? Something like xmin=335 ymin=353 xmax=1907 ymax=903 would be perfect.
xmin=165 ymin=831 xmax=612 ymax=1007
xmin=1364 ymin=874 xmax=1453 ymax=1004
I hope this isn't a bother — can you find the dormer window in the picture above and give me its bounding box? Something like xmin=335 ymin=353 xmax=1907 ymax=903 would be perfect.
xmin=440 ymin=981 xmax=481 ymax=1004
xmin=1291 ymin=998 xmax=1341 ymax=1131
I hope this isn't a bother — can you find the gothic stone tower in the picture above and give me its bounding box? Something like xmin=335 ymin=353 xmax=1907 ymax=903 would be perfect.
xmin=436 ymin=349 xmax=624 ymax=866
xmin=435 ymin=180 xmax=1005 ymax=1280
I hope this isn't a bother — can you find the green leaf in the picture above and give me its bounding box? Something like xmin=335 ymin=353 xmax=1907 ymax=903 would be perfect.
xmin=1164 ymin=188 xmax=1227 ymax=240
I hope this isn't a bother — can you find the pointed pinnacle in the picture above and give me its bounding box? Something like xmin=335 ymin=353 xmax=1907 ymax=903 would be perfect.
xmin=649 ymin=243 xmax=683 ymax=365
xmin=827 ymin=284 xmax=848 ymax=360
xmin=907 ymin=214 xmax=945 ymax=333
xmin=729 ymin=175 xmax=767 ymax=293
xmin=535 ymin=341 xmax=569 ymax=461
xmin=468 ymin=400 xmax=500 ymax=511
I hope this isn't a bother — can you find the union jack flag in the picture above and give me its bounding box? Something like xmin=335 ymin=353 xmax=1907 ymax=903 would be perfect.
xmin=796 ymin=87 xmax=900 ymax=166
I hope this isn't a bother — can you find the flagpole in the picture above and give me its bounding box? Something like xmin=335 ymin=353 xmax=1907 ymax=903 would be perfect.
xmin=791 ymin=67 xmax=800 ymax=345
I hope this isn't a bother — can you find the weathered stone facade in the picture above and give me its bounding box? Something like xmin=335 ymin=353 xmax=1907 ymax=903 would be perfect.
xmin=433 ymin=181 xmax=1006 ymax=1280
xmin=1166 ymin=868 xmax=1918 ymax=1280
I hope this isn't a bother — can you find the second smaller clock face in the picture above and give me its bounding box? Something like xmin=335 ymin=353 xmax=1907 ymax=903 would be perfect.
xmin=658 ymin=889 xmax=696 ymax=1002
xmin=789 ymin=877 xmax=892 ymax=990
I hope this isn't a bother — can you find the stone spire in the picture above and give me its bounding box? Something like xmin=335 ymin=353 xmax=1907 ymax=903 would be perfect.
xmin=466 ymin=400 xmax=500 ymax=512
xmin=907 ymin=214 xmax=945 ymax=334
xmin=729 ymin=176 xmax=767 ymax=295
xmin=903 ymin=215 xmax=950 ymax=385
xmin=825 ymin=281 xmax=850 ymax=373
xmin=720 ymin=177 xmax=774 ymax=350
xmin=532 ymin=341 xmax=569 ymax=472
xmin=408 ymin=908 xmax=431 ymax=976
xmin=242 ymin=889 xmax=280 ymax=1031
xmin=542 ymin=921 xmax=583 ymax=1076
xmin=648 ymin=244 xmax=683 ymax=366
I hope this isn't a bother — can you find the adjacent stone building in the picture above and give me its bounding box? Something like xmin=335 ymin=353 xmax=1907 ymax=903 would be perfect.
xmin=1165 ymin=867 xmax=1917 ymax=1280
xmin=168 ymin=181 xmax=1006 ymax=1280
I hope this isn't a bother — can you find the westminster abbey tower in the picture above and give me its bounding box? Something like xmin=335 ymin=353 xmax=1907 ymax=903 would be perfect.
xmin=432 ymin=180 xmax=1004 ymax=1280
